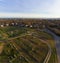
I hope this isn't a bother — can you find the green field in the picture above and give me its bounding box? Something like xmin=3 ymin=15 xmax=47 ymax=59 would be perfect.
xmin=0 ymin=26 xmax=58 ymax=63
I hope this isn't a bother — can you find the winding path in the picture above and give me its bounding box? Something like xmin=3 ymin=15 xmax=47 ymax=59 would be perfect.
xmin=0 ymin=31 xmax=52 ymax=63
xmin=33 ymin=34 xmax=51 ymax=63
xmin=45 ymin=29 xmax=60 ymax=63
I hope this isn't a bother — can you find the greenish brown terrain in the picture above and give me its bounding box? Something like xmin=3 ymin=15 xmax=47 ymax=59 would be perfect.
xmin=0 ymin=25 xmax=58 ymax=63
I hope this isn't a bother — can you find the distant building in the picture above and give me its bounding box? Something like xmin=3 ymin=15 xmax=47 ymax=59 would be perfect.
xmin=15 ymin=23 xmax=18 ymax=25
xmin=11 ymin=23 xmax=14 ymax=25
xmin=30 ymin=25 xmax=32 ymax=28
xmin=6 ymin=24 xmax=9 ymax=26
xmin=0 ymin=25 xmax=4 ymax=27
xmin=26 ymin=25 xmax=28 ymax=27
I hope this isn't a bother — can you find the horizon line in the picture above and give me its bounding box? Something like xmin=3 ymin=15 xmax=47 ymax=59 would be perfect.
xmin=0 ymin=13 xmax=60 ymax=18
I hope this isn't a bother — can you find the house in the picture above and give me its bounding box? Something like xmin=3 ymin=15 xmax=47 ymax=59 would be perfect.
xmin=11 ymin=23 xmax=14 ymax=26
xmin=26 ymin=25 xmax=29 ymax=27
xmin=15 ymin=23 xmax=18 ymax=25
xmin=30 ymin=25 xmax=32 ymax=28
xmin=0 ymin=25 xmax=4 ymax=27
xmin=6 ymin=24 xmax=9 ymax=26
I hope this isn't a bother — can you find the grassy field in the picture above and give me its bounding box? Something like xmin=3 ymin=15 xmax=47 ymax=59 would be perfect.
xmin=0 ymin=26 xmax=27 ymax=39
xmin=34 ymin=30 xmax=58 ymax=63
xmin=0 ymin=26 xmax=58 ymax=63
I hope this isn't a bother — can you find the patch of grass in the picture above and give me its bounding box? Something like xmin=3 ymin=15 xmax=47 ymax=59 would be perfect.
xmin=35 ymin=31 xmax=58 ymax=63
xmin=12 ymin=35 xmax=49 ymax=63
xmin=0 ymin=26 xmax=58 ymax=63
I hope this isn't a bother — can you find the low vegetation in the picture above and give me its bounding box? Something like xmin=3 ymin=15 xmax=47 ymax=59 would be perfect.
xmin=0 ymin=25 xmax=58 ymax=63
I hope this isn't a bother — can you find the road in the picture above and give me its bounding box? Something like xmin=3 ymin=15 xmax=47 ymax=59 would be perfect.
xmin=45 ymin=29 xmax=60 ymax=63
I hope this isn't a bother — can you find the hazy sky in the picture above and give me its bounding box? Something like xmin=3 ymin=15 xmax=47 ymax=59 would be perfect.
xmin=0 ymin=0 xmax=60 ymax=18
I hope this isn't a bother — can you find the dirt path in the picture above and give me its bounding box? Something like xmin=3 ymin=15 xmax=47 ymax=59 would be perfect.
xmin=0 ymin=43 xmax=5 ymax=54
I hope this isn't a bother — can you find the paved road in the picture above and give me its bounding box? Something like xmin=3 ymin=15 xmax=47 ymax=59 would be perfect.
xmin=45 ymin=29 xmax=60 ymax=63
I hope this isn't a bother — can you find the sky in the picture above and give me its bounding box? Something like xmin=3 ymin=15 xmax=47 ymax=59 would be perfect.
xmin=0 ymin=0 xmax=60 ymax=18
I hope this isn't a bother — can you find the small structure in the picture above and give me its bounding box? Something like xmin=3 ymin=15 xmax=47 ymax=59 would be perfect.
xmin=26 ymin=25 xmax=28 ymax=27
xmin=15 ymin=23 xmax=18 ymax=25
xmin=30 ymin=25 xmax=32 ymax=28
xmin=0 ymin=25 xmax=4 ymax=27
xmin=11 ymin=23 xmax=14 ymax=26
xmin=6 ymin=24 xmax=9 ymax=26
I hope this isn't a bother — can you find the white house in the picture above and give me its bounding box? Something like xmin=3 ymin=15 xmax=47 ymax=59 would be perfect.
xmin=30 ymin=25 xmax=32 ymax=28
xmin=0 ymin=25 xmax=4 ymax=27
xmin=26 ymin=25 xmax=28 ymax=27
xmin=6 ymin=24 xmax=9 ymax=26
xmin=12 ymin=23 xmax=14 ymax=25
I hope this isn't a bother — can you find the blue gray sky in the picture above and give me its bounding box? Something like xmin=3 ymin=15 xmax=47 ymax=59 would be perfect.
xmin=0 ymin=0 xmax=60 ymax=18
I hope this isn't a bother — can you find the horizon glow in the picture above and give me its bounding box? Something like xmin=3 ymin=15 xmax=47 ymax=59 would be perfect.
xmin=0 ymin=0 xmax=60 ymax=18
